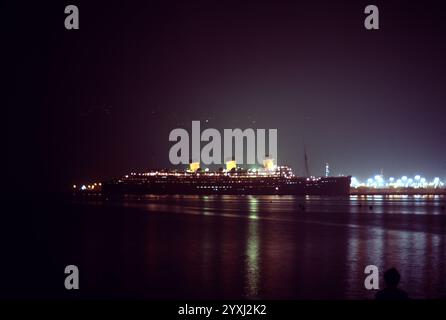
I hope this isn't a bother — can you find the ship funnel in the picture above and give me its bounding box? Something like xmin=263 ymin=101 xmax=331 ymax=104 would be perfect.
xmin=263 ymin=158 xmax=275 ymax=171
xmin=226 ymin=160 xmax=236 ymax=171
xmin=189 ymin=162 xmax=200 ymax=172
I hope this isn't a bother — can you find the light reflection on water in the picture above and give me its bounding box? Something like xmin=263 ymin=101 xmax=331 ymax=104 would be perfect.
xmin=80 ymin=194 xmax=446 ymax=299
xmin=245 ymin=196 xmax=260 ymax=298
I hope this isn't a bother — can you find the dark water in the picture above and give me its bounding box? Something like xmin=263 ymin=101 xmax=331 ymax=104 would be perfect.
xmin=48 ymin=194 xmax=445 ymax=300
xmin=9 ymin=195 xmax=445 ymax=299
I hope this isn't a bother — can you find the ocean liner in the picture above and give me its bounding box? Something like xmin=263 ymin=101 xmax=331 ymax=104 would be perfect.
xmin=93 ymin=159 xmax=351 ymax=196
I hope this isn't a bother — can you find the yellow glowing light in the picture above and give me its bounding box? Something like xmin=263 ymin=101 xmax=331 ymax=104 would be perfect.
xmin=263 ymin=158 xmax=275 ymax=170
xmin=226 ymin=160 xmax=236 ymax=171
xmin=189 ymin=162 xmax=200 ymax=172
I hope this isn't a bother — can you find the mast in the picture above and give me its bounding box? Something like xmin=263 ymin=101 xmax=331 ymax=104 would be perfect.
xmin=304 ymin=144 xmax=310 ymax=177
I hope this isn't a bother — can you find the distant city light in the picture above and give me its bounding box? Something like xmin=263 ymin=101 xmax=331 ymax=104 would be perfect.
xmin=351 ymin=174 xmax=445 ymax=189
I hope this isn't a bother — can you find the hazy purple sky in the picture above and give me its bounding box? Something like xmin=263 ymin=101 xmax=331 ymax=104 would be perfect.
xmin=6 ymin=0 xmax=446 ymax=190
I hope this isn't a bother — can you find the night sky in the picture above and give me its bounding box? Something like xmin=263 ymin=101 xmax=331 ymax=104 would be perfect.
xmin=6 ymin=0 xmax=446 ymax=191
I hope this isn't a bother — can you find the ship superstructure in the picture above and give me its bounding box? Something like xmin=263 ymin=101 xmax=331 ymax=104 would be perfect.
xmin=92 ymin=160 xmax=351 ymax=196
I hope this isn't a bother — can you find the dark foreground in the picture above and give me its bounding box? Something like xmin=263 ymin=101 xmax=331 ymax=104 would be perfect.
xmin=3 ymin=194 xmax=446 ymax=299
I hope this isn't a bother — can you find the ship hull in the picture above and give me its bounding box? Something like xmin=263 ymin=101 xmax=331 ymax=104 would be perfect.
xmin=102 ymin=176 xmax=351 ymax=196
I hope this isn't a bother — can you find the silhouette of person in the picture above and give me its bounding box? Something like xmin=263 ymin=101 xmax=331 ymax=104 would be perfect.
xmin=375 ymin=267 xmax=409 ymax=300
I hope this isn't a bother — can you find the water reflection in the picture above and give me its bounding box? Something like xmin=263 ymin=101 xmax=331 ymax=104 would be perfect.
xmin=245 ymin=196 xmax=260 ymax=298
xmin=74 ymin=194 xmax=446 ymax=299
xmin=343 ymin=195 xmax=446 ymax=298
